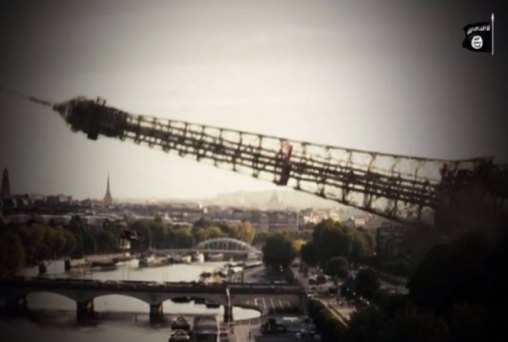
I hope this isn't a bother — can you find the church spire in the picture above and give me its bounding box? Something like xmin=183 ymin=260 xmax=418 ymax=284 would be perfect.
xmin=103 ymin=173 xmax=113 ymax=206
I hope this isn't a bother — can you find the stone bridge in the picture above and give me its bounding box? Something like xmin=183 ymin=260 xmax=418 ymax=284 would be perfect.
xmin=0 ymin=277 xmax=305 ymax=323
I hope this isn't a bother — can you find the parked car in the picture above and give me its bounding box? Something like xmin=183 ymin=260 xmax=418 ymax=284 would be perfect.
xmin=171 ymin=316 xmax=190 ymax=331
xmin=168 ymin=330 xmax=190 ymax=342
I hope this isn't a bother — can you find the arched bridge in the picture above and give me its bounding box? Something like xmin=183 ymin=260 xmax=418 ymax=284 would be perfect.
xmin=196 ymin=238 xmax=262 ymax=255
xmin=0 ymin=277 xmax=305 ymax=323
xmin=157 ymin=238 xmax=262 ymax=259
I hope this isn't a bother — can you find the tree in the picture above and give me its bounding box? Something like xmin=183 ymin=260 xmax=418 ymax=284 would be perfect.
xmin=324 ymin=257 xmax=349 ymax=280
xmin=60 ymin=230 xmax=77 ymax=256
xmin=300 ymin=241 xmax=318 ymax=266
xmin=96 ymin=230 xmax=117 ymax=252
xmin=354 ymin=268 xmax=379 ymax=300
xmin=129 ymin=220 xmax=153 ymax=250
xmin=193 ymin=218 xmax=214 ymax=229
xmin=448 ymin=303 xmax=488 ymax=342
xmin=345 ymin=306 xmax=386 ymax=342
xmin=262 ymin=233 xmax=297 ymax=269
xmin=0 ymin=232 xmax=25 ymax=274
xmin=376 ymin=305 xmax=448 ymax=342
xmin=81 ymin=229 xmax=98 ymax=254
xmin=172 ymin=228 xmax=195 ymax=248
xmin=308 ymin=298 xmax=347 ymax=341
xmin=292 ymin=239 xmax=305 ymax=255
xmin=312 ymin=220 xmax=353 ymax=265
xmin=349 ymin=227 xmax=374 ymax=262
xmin=234 ymin=221 xmax=256 ymax=244
xmin=408 ymin=234 xmax=491 ymax=315
xmin=204 ymin=226 xmax=226 ymax=240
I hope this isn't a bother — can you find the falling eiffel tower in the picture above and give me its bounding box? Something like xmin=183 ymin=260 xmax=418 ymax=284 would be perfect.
xmin=1 ymin=86 xmax=507 ymax=227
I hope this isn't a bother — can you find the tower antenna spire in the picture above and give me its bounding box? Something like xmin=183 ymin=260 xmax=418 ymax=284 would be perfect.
xmin=0 ymin=85 xmax=53 ymax=107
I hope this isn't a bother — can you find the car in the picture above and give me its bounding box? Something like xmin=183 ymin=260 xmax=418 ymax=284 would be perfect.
xmin=170 ymin=316 xmax=190 ymax=331
xmin=168 ymin=330 xmax=190 ymax=342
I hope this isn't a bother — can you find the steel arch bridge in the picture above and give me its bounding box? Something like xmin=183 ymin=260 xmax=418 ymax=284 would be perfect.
xmin=196 ymin=238 xmax=261 ymax=255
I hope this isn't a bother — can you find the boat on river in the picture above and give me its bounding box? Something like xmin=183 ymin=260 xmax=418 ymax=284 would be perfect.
xmin=90 ymin=260 xmax=118 ymax=271
xmin=192 ymin=252 xmax=205 ymax=263
xmin=204 ymin=299 xmax=220 ymax=308
xmin=138 ymin=255 xmax=171 ymax=268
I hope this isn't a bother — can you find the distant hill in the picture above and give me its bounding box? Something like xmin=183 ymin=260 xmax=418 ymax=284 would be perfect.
xmin=112 ymin=189 xmax=367 ymax=217
xmin=201 ymin=189 xmax=343 ymax=210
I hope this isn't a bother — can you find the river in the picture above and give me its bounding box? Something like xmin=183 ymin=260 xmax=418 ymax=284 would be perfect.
xmin=0 ymin=259 xmax=261 ymax=342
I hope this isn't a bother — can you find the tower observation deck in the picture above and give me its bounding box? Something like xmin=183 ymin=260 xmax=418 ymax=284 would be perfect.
xmin=2 ymin=88 xmax=507 ymax=226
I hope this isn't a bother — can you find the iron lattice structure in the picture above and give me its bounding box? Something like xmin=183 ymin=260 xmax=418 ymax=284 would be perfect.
xmin=2 ymin=86 xmax=501 ymax=225
xmin=195 ymin=238 xmax=262 ymax=254
xmin=47 ymin=96 xmax=494 ymax=225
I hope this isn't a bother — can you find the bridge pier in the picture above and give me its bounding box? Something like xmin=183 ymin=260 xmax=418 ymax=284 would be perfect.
xmin=223 ymin=304 xmax=234 ymax=323
xmin=149 ymin=303 xmax=163 ymax=324
xmin=224 ymin=287 xmax=233 ymax=323
xmin=299 ymin=294 xmax=308 ymax=315
xmin=76 ymin=299 xmax=95 ymax=322
xmin=5 ymin=295 xmax=27 ymax=314
xmin=38 ymin=262 xmax=47 ymax=276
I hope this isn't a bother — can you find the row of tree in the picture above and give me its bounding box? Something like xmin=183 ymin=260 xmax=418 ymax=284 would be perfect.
xmin=0 ymin=224 xmax=76 ymax=275
xmin=0 ymin=217 xmax=258 ymax=275
xmin=260 ymin=219 xmax=375 ymax=279
xmin=301 ymin=219 xmax=375 ymax=266
xmin=261 ymin=233 xmax=299 ymax=270
xmin=314 ymin=226 xmax=508 ymax=341
xmin=127 ymin=218 xmax=256 ymax=250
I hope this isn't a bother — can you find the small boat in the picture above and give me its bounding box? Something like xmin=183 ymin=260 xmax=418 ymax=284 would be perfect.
xmin=172 ymin=296 xmax=192 ymax=304
xmin=90 ymin=260 xmax=118 ymax=271
xmin=192 ymin=252 xmax=205 ymax=263
xmin=218 ymin=268 xmax=228 ymax=278
xmin=205 ymin=299 xmax=220 ymax=308
xmin=112 ymin=253 xmax=133 ymax=264
xmin=206 ymin=253 xmax=223 ymax=261
xmin=138 ymin=255 xmax=154 ymax=268
xmin=180 ymin=255 xmax=192 ymax=264
xmin=138 ymin=255 xmax=170 ymax=268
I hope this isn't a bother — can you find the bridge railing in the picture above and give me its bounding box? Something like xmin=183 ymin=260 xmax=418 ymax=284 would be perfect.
xmin=0 ymin=277 xmax=304 ymax=294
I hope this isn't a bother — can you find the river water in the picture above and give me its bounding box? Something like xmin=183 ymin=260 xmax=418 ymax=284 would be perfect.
xmin=0 ymin=259 xmax=261 ymax=342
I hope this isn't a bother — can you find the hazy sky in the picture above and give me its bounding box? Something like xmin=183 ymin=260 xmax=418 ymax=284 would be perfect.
xmin=0 ymin=0 xmax=507 ymax=200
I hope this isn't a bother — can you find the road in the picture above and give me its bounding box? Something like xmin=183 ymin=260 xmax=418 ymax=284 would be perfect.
xmin=379 ymin=279 xmax=409 ymax=295
xmin=230 ymin=265 xmax=267 ymax=283
xmin=290 ymin=264 xmax=355 ymax=325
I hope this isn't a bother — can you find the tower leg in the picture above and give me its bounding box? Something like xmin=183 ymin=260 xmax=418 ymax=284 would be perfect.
xmin=76 ymin=299 xmax=95 ymax=323
xmin=299 ymin=294 xmax=308 ymax=315
xmin=149 ymin=303 xmax=163 ymax=324
xmin=223 ymin=304 xmax=234 ymax=323
xmin=5 ymin=295 xmax=27 ymax=314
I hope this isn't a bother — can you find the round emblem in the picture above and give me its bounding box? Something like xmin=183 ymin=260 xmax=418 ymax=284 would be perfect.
xmin=471 ymin=35 xmax=483 ymax=49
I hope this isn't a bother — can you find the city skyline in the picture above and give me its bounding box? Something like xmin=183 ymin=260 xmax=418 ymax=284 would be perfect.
xmin=0 ymin=166 xmax=340 ymax=211
xmin=1 ymin=0 xmax=507 ymax=200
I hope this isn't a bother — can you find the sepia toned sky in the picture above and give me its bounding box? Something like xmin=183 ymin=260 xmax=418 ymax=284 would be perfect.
xmin=0 ymin=0 xmax=507 ymax=200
